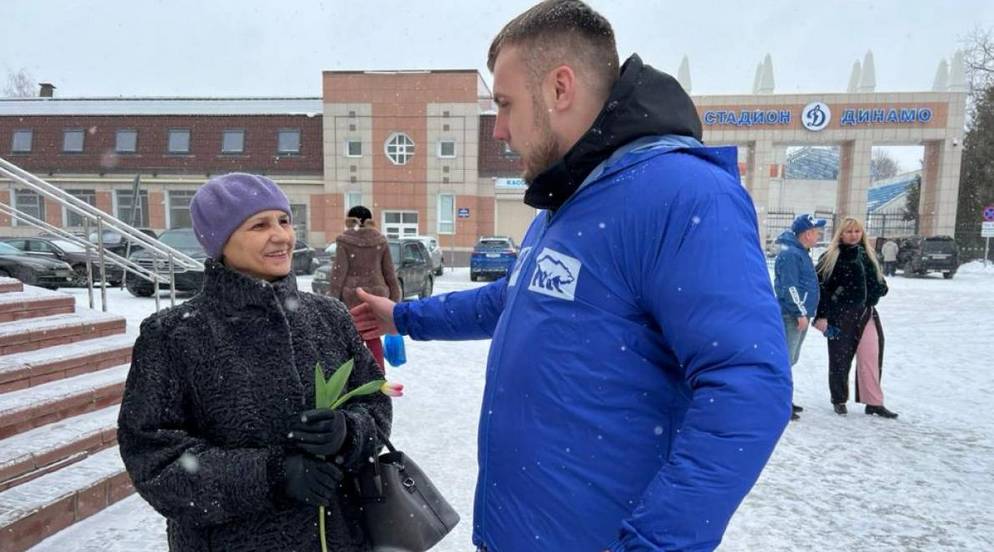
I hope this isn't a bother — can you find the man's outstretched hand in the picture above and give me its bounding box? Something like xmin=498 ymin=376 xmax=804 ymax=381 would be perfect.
xmin=349 ymin=287 xmax=399 ymax=340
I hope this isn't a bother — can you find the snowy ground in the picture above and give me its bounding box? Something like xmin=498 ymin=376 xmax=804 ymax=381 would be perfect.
xmin=28 ymin=263 xmax=994 ymax=551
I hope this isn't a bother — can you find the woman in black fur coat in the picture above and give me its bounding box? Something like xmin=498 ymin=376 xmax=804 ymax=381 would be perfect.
xmin=118 ymin=173 xmax=391 ymax=551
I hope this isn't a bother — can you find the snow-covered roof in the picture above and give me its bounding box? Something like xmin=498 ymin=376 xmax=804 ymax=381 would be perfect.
xmin=0 ymin=97 xmax=324 ymax=116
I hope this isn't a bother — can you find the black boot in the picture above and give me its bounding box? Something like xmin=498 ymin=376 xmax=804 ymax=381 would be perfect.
xmin=790 ymin=411 xmax=800 ymax=421
xmin=865 ymin=405 xmax=898 ymax=419
xmin=792 ymin=404 xmax=804 ymax=413
xmin=833 ymin=403 xmax=848 ymax=415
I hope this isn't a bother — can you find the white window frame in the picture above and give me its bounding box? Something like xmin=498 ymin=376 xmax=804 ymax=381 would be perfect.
xmin=437 ymin=193 xmax=455 ymax=235
xmin=12 ymin=189 xmax=46 ymax=226
xmin=384 ymin=132 xmax=415 ymax=165
xmin=63 ymin=189 xmax=96 ymax=228
xmin=166 ymin=190 xmax=197 ymax=229
xmin=382 ymin=210 xmax=419 ymax=239
xmin=345 ymin=139 xmax=362 ymax=158
xmin=345 ymin=191 xmax=363 ymax=214
xmin=113 ymin=189 xmax=150 ymax=227
xmin=437 ymin=140 xmax=456 ymax=159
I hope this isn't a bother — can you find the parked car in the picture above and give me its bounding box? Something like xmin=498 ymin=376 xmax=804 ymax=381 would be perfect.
xmin=125 ymin=228 xmax=208 ymax=297
xmin=1 ymin=236 xmax=124 ymax=286
xmin=312 ymin=239 xmax=433 ymax=300
xmin=470 ymin=236 xmax=518 ymax=281
xmin=0 ymin=242 xmax=74 ymax=289
xmin=891 ymin=235 xmax=959 ymax=279
xmin=292 ymin=239 xmax=316 ymax=275
xmin=403 ymin=235 xmax=444 ymax=275
xmin=87 ymin=228 xmax=159 ymax=257
xmin=311 ymin=242 xmax=337 ymax=273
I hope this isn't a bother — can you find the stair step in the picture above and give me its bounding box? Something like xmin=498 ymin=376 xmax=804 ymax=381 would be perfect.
xmin=0 ymin=447 xmax=131 ymax=552
xmin=0 ymin=365 xmax=129 ymax=440
xmin=0 ymin=312 xmax=126 ymax=356
xmin=0 ymin=278 xmax=23 ymax=294
xmin=26 ymin=494 xmax=164 ymax=552
xmin=0 ymin=406 xmax=119 ymax=492
xmin=0 ymin=334 xmax=135 ymax=393
xmin=0 ymin=288 xmax=75 ymax=324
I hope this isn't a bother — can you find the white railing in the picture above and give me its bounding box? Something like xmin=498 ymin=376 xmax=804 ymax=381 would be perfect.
xmin=0 ymin=156 xmax=205 ymax=312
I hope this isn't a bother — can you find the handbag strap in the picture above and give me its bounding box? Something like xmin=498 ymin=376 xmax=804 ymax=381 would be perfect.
xmin=375 ymin=426 xmax=397 ymax=454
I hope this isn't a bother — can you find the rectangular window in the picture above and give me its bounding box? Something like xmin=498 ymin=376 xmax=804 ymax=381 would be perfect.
xmin=12 ymin=130 xmax=32 ymax=153
xmin=277 ymin=129 xmax=301 ymax=154
xmin=437 ymin=194 xmax=455 ymax=234
xmin=13 ymin=189 xmax=45 ymax=226
xmin=65 ymin=189 xmax=96 ymax=227
xmin=346 ymin=140 xmax=362 ymax=157
xmin=63 ymin=129 xmax=85 ymax=153
xmin=168 ymin=190 xmax=197 ymax=229
xmin=438 ymin=140 xmax=456 ymax=158
xmin=222 ymin=129 xmax=245 ymax=153
xmin=168 ymin=129 xmax=191 ymax=153
xmin=116 ymin=190 xmax=149 ymax=227
xmin=290 ymin=203 xmax=308 ymax=239
xmin=116 ymin=129 xmax=138 ymax=153
xmin=345 ymin=191 xmax=363 ymax=213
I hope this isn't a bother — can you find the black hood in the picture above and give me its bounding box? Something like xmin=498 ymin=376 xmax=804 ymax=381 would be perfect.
xmin=525 ymin=54 xmax=702 ymax=211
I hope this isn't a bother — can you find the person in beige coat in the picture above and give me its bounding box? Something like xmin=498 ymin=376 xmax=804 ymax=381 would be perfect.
xmin=328 ymin=205 xmax=401 ymax=369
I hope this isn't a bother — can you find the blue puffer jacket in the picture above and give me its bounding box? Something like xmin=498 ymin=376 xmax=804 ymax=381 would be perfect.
xmin=773 ymin=230 xmax=820 ymax=319
xmin=394 ymin=55 xmax=791 ymax=551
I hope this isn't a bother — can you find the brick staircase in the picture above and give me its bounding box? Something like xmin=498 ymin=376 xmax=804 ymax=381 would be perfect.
xmin=0 ymin=277 xmax=134 ymax=552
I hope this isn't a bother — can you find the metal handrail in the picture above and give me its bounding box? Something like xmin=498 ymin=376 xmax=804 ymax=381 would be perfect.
xmin=0 ymin=156 xmax=204 ymax=312
xmin=0 ymin=158 xmax=203 ymax=269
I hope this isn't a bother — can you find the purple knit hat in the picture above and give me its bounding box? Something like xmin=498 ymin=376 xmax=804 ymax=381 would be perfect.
xmin=190 ymin=173 xmax=291 ymax=259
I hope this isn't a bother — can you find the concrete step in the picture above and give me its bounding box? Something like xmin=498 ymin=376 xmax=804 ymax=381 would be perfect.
xmin=0 ymin=312 xmax=126 ymax=356
xmin=26 ymin=494 xmax=165 ymax=552
xmin=0 ymin=365 xmax=128 ymax=440
xmin=0 ymin=447 xmax=131 ymax=552
xmin=0 ymin=406 xmax=119 ymax=492
xmin=0 ymin=334 xmax=135 ymax=393
xmin=0 ymin=278 xmax=24 ymax=295
xmin=0 ymin=288 xmax=74 ymax=324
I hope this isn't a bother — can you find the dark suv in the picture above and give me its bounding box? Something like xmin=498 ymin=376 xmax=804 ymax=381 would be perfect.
xmin=892 ymin=235 xmax=959 ymax=279
xmin=126 ymin=228 xmax=208 ymax=297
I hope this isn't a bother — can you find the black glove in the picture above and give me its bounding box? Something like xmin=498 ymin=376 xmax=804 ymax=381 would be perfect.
xmin=282 ymin=453 xmax=344 ymax=507
xmin=287 ymin=408 xmax=348 ymax=457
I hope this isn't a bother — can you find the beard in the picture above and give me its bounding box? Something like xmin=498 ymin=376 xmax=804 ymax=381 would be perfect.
xmin=521 ymin=100 xmax=560 ymax=184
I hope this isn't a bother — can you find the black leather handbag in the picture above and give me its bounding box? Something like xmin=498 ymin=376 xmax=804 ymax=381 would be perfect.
xmin=355 ymin=432 xmax=460 ymax=551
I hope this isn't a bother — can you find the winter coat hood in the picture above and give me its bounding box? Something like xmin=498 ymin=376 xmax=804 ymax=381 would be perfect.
xmin=336 ymin=226 xmax=388 ymax=248
xmin=525 ymin=54 xmax=703 ymax=210
xmin=776 ymin=230 xmax=804 ymax=249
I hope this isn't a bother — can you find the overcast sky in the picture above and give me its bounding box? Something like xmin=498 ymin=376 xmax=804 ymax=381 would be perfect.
xmin=5 ymin=0 xmax=993 ymax=170
xmin=5 ymin=0 xmax=993 ymax=98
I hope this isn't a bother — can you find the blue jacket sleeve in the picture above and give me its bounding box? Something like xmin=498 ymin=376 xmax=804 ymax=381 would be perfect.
xmin=774 ymin=251 xmax=804 ymax=318
xmin=393 ymin=277 xmax=507 ymax=341
xmin=612 ymin=177 xmax=792 ymax=551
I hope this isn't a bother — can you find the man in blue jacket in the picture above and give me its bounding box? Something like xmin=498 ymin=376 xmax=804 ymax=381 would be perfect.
xmin=773 ymin=213 xmax=827 ymax=421
xmin=351 ymin=1 xmax=792 ymax=549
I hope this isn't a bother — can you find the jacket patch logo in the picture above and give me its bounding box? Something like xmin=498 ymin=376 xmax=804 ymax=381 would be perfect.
xmin=508 ymin=247 xmax=532 ymax=287
xmin=528 ymin=248 xmax=581 ymax=301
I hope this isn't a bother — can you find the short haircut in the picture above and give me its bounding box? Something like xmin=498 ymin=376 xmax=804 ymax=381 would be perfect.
xmin=488 ymin=0 xmax=620 ymax=101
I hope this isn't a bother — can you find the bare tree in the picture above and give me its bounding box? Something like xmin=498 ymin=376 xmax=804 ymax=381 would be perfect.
xmin=870 ymin=150 xmax=902 ymax=182
xmin=963 ymin=27 xmax=994 ymax=94
xmin=2 ymin=68 xmax=35 ymax=97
